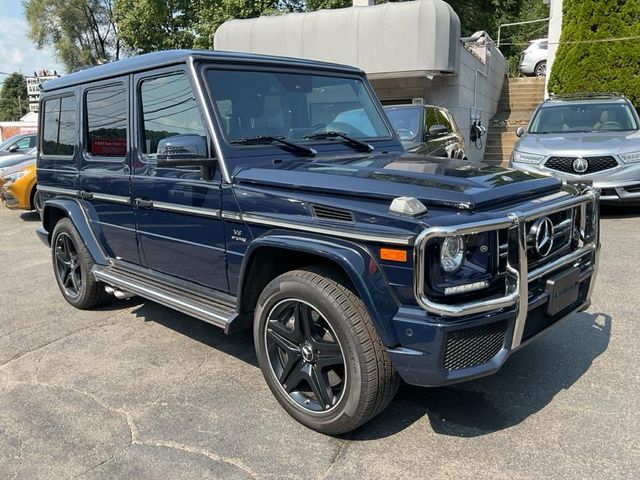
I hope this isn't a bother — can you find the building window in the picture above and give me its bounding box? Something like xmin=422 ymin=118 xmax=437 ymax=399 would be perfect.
xmin=42 ymin=96 xmax=76 ymax=156
xmin=85 ymin=84 xmax=128 ymax=158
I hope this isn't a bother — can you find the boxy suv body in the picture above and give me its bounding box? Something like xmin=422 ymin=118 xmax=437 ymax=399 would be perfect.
xmin=511 ymin=93 xmax=640 ymax=204
xmin=36 ymin=50 xmax=600 ymax=434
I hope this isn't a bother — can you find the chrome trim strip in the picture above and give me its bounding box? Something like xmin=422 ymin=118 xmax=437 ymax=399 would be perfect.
xmin=221 ymin=211 xmax=242 ymax=221
xmin=91 ymin=193 xmax=131 ymax=205
xmin=93 ymin=267 xmax=231 ymax=328
xmin=188 ymin=56 xmax=231 ymax=184
xmin=37 ymin=185 xmax=78 ymax=197
xmin=241 ymin=213 xmax=414 ymax=246
xmin=154 ymin=201 xmax=221 ymax=218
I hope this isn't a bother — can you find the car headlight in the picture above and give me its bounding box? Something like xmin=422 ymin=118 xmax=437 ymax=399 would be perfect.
xmin=2 ymin=170 xmax=29 ymax=183
xmin=441 ymin=236 xmax=465 ymax=272
xmin=619 ymin=151 xmax=640 ymax=164
xmin=512 ymin=150 xmax=545 ymax=164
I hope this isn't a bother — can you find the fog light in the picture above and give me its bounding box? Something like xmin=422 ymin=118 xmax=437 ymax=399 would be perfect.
xmin=444 ymin=280 xmax=489 ymax=296
xmin=441 ymin=236 xmax=464 ymax=272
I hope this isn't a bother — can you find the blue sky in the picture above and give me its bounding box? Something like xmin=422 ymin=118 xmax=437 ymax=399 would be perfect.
xmin=0 ymin=0 xmax=65 ymax=76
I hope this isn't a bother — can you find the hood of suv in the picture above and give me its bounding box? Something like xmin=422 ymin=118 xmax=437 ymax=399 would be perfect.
xmin=517 ymin=130 xmax=640 ymax=157
xmin=235 ymin=153 xmax=561 ymax=210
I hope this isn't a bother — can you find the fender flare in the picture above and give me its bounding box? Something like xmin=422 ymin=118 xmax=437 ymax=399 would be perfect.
xmin=238 ymin=231 xmax=402 ymax=346
xmin=42 ymin=197 xmax=108 ymax=266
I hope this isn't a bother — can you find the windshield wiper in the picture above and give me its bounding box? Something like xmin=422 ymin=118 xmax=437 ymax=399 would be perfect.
xmin=230 ymin=135 xmax=316 ymax=157
xmin=303 ymin=131 xmax=374 ymax=153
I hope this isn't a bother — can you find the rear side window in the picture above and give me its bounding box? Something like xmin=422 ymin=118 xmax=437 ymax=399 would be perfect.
xmin=139 ymin=72 xmax=207 ymax=160
xmin=85 ymin=83 xmax=128 ymax=158
xmin=42 ymin=96 xmax=76 ymax=156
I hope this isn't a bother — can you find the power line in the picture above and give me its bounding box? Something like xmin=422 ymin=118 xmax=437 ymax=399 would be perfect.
xmin=500 ymin=34 xmax=640 ymax=47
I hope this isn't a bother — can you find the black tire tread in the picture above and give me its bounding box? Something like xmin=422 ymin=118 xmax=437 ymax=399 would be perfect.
xmin=279 ymin=267 xmax=399 ymax=432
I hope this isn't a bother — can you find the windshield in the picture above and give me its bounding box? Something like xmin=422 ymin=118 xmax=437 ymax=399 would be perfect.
xmin=206 ymin=69 xmax=391 ymax=145
xmin=384 ymin=107 xmax=422 ymax=141
xmin=529 ymin=102 xmax=639 ymax=133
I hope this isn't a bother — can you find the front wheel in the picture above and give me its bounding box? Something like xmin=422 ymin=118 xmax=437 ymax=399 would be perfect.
xmin=254 ymin=268 xmax=399 ymax=435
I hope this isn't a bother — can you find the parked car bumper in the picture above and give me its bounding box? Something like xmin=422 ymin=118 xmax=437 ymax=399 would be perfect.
xmin=511 ymin=161 xmax=640 ymax=205
xmin=0 ymin=178 xmax=33 ymax=210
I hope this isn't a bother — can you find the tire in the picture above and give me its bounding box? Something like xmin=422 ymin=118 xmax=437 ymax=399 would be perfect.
xmin=535 ymin=60 xmax=546 ymax=77
xmin=32 ymin=188 xmax=44 ymax=219
xmin=254 ymin=267 xmax=399 ymax=435
xmin=51 ymin=218 xmax=110 ymax=309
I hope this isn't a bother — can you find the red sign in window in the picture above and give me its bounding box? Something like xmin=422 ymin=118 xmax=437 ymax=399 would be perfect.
xmin=91 ymin=137 xmax=127 ymax=156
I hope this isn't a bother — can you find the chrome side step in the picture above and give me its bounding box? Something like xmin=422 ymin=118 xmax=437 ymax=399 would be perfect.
xmin=93 ymin=265 xmax=236 ymax=329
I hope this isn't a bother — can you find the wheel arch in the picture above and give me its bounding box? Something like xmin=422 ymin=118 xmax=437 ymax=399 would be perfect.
xmin=237 ymin=232 xmax=401 ymax=346
xmin=42 ymin=197 xmax=108 ymax=266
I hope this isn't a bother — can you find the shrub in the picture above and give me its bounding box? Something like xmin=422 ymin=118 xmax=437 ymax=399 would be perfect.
xmin=548 ymin=0 xmax=640 ymax=107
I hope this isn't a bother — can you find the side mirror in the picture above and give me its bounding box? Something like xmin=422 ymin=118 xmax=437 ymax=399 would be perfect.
xmin=156 ymin=134 xmax=216 ymax=167
xmin=8 ymin=145 xmax=19 ymax=152
xmin=427 ymin=124 xmax=449 ymax=138
xmin=515 ymin=126 xmax=526 ymax=137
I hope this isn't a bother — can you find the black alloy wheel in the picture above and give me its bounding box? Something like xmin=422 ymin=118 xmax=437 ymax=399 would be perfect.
xmin=54 ymin=232 xmax=82 ymax=299
xmin=264 ymin=298 xmax=346 ymax=413
xmin=254 ymin=268 xmax=399 ymax=435
xmin=51 ymin=218 xmax=111 ymax=309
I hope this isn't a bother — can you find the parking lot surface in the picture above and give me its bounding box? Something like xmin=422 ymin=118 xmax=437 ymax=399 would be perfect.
xmin=0 ymin=205 xmax=638 ymax=479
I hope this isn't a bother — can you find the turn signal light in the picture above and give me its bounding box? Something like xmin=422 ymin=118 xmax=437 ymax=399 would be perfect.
xmin=380 ymin=248 xmax=407 ymax=262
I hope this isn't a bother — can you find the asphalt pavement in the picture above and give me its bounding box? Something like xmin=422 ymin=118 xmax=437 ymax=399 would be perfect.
xmin=0 ymin=205 xmax=638 ymax=479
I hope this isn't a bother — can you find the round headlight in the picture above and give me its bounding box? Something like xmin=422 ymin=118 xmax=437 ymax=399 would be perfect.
xmin=441 ymin=236 xmax=465 ymax=272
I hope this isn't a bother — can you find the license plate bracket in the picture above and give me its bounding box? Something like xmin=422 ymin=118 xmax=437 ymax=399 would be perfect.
xmin=545 ymin=267 xmax=581 ymax=316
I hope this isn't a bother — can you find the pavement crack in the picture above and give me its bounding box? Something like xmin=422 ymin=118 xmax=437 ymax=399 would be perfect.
xmin=320 ymin=440 xmax=348 ymax=479
xmin=0 ymin=313 xmax=127 ymax=370
xmin=136 ymin=440 xmax=257 ymax=478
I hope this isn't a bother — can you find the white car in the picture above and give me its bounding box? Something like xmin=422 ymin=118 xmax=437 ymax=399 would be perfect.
xmin=518 ymin=38 xmax=547 ymax=77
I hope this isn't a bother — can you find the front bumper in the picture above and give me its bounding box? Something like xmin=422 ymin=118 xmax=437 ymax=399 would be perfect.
xmin=387 ymin=190 xmax=600 ymax=387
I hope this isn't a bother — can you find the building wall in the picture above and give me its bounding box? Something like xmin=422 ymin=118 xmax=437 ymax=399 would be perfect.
xmin=371 ymin=43 xmax=507 ymax=162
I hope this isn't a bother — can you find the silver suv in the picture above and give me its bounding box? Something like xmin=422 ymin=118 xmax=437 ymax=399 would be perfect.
xmin=518 ymin=38 xmax=547 ymax=77
xmin=511 ymin=93 xmax=640 ymax=205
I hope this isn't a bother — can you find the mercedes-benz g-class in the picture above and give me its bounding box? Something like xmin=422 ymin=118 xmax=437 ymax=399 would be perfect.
xmin=36 ymin=50 xmax=600 ymax=434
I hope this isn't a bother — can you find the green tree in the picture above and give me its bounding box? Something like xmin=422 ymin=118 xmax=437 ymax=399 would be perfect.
xmin=0 ymin=73 xmax=29 ymax=122
xmin=23 ymin=0 xmax=121 ymax=72
xmin=548 ymin=0 xmax=640 ymax=107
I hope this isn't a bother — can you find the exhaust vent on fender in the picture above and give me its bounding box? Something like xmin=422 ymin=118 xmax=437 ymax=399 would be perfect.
xmin=310 ymin=204 xmax=355 ymax=223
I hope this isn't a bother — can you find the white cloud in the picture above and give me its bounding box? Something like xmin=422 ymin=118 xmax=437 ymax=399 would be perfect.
xmin=0 ymin=16 xmax=65 ymax=75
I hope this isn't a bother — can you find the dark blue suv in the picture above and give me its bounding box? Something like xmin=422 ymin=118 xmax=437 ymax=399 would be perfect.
xmin=36 ymin=50 xmax=600 ymax=434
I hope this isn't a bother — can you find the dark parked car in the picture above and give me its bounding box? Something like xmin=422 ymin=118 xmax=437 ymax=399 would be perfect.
xmin=0 ymin=133 xmax=37 ymax=156
xmin=384 ymin=104 xmax=466 ymax=158
xmin=36 ymin=50 xmax=600 ymax=435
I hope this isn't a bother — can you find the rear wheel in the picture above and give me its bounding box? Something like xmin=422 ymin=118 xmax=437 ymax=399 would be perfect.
xmin=254 ymin=268 xmax=399 ymax=434
xmin=51 ymin=218 xmax=110 ymax=309
xmin=535 ymin=60 xmax=547 ymax=77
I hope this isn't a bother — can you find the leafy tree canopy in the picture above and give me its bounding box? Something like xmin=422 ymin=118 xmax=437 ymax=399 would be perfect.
xmin=23 ymin=0 xmax=121 ymax=72
xmin=0 ymin=73 xmax=29 ymax=122
xmin=548 ymin=0 xmax=640 ymax=107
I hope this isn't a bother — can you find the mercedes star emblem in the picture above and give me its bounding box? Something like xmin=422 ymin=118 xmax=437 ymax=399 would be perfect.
xmin=572 ymin=157 xmax=588 ymax=174
xmin=531 ymin=217 xmax=555 ymax=257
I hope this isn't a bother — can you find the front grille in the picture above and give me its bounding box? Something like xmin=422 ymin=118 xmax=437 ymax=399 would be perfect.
xmin=498 ymin=207 xmax=576 ymax=273
xmin=545 ymin=156 xmax=618 ymax=174
xmin=443 ymin=320 xmax=507 ymax=371
xmin=624 ymin=184 xmax=640 ymax=194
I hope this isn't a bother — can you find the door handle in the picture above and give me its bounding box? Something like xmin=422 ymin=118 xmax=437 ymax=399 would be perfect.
xmin=135 ymin=198 xmax=154 ymax=208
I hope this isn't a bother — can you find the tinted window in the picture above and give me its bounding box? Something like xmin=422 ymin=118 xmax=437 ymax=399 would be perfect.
xmin=14 ymin=137 xmax=31 ymax=149
xmin=436 ymin=110 xmax=453 ymax=132
xmin=42 ymin=96 xmax=76 ymax=156
xmin=384 ymin=107 xmax=422 ymax=141
xmin=424 ymin=107 xmax=439 ymax=131
xmin=140 ymin=73 xmax=207 ymax=159
xmin=86 ymin=84 xmax=127 ymax=158
xmin=206 ymin=69 xmax=390 ymax=143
